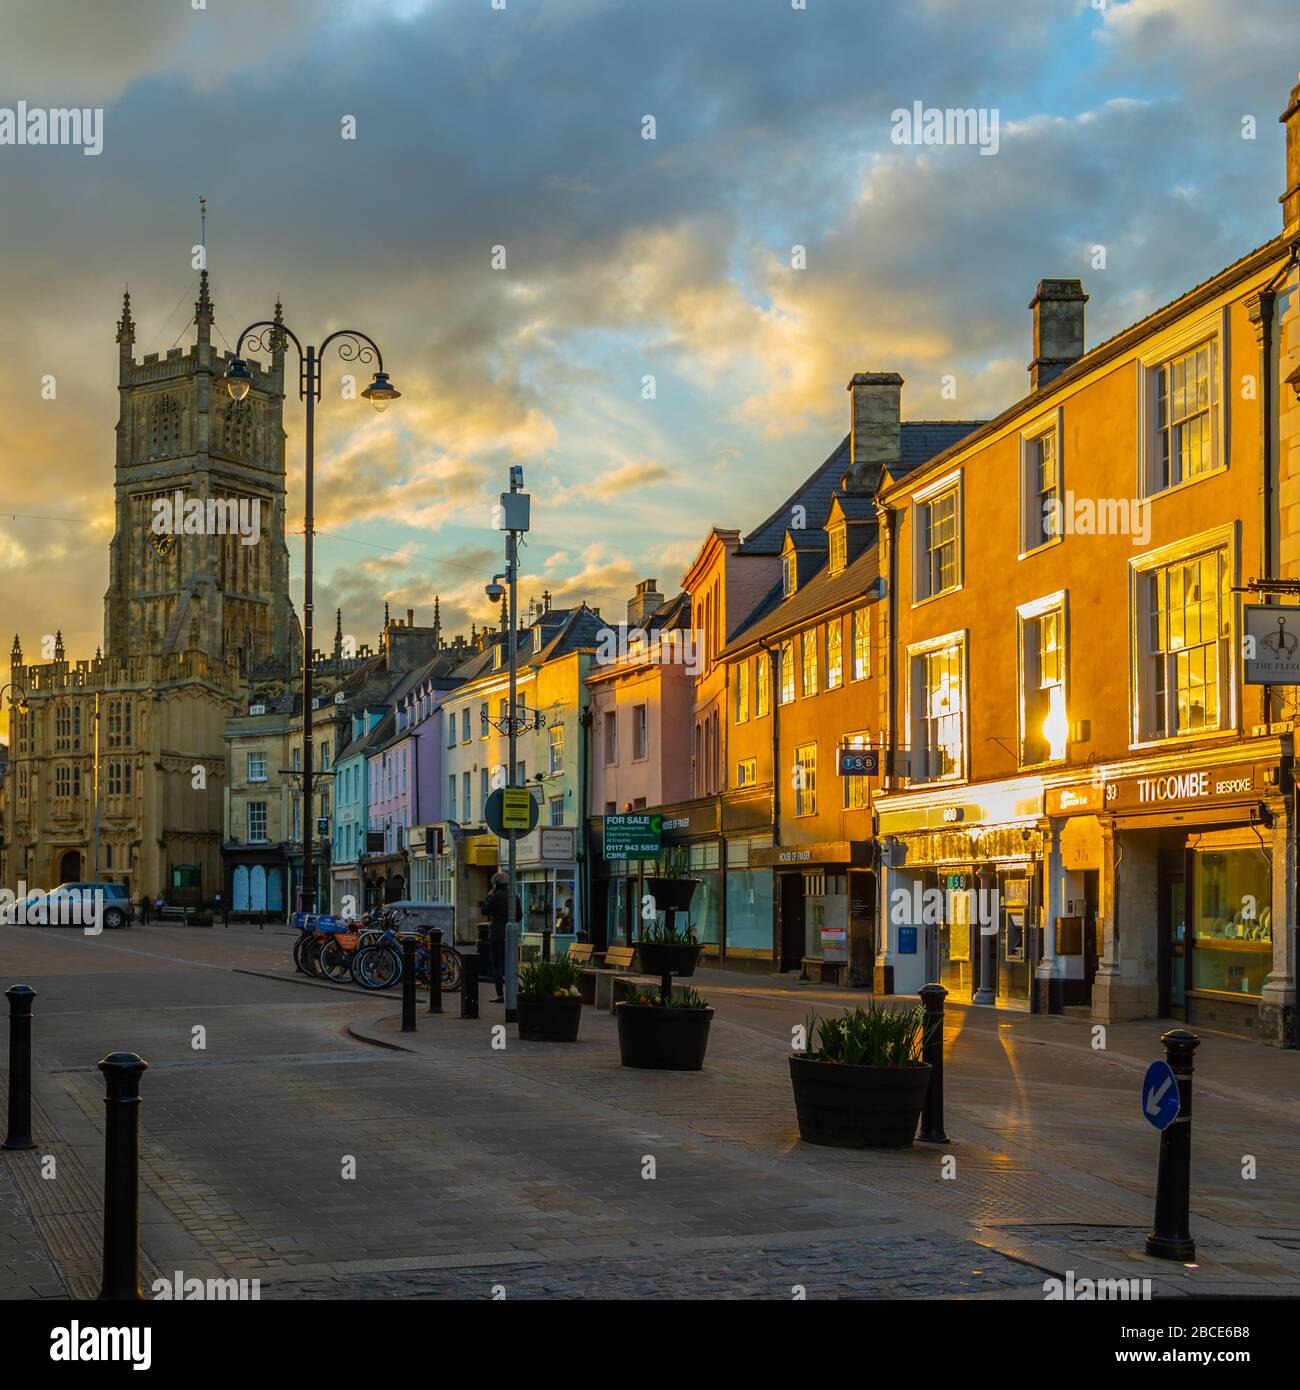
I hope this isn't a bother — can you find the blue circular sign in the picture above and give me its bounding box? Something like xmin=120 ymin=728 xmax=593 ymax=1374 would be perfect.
xmin=1141 ymin=1059 xmax=1180 ymax=1131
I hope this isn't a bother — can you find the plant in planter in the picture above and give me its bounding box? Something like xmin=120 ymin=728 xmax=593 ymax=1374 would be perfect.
xmin=788 ymin=1002 xmax=936 ymax=1149
xmin=644 ymin=847 xmax=700 ymax=917
xmin=616 ymin=985 xmax=713 ymax=1071
xmin=634 ymin=918 xmax=704 ymax=983
xmin=516 ymin=954 xmax=583 ymax=1042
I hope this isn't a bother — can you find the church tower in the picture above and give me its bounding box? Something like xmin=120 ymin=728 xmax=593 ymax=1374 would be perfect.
xmin=103 ymin=274 xmax=297 ymax=679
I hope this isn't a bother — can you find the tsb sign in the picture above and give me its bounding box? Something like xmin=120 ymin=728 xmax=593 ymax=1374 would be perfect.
xmin=837 ymin=747 xmax=879 ymax=777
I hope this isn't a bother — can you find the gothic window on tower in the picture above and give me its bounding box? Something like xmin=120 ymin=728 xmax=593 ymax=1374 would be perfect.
xmin=148 ymin=394 xmax=181 ymax=459
xmin=223 ymin=400 xmax=253 ymax=460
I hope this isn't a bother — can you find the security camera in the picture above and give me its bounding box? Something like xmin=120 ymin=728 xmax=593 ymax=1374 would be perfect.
xmin=485 ymin=581 xmax=505 ymax=602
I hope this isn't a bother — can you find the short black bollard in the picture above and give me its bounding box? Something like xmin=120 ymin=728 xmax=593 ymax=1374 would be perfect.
xmin=917 ymin=983 xmax=949 ymax=1144
xmin=427 ymin=931 xmax=443 ymax=1015
xmin=3 ymin=985 xmax=36 ymax=1151
xmin=461 ymin=949 xmax=480 ymax=1020
xmin=401 ymin=936 xmax=417 ymax=1033
xmin=97 ymin=1052 xmax=148 ymax=1300
xmin=1145 ymin=1028 xmax=1201 ymax=1262
xmin=542 ymin=928 xmax=552 ymax=962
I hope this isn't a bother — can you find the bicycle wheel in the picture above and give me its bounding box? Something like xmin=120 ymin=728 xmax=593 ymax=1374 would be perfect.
xmin=350 ymin=945 xmax=402 ymax=991
xmin=440 ymin=948 xmax=463 ymax=993
xmin=292 ymin=933 xmax=313 ymax=975
xmin=302 ymin=935 xmax=327 ymax=978
xmin=318 ymin=939 xmax=354 ymax=983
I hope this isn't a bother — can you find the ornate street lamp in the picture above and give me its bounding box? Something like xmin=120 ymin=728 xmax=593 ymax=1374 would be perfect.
xmin=220 ymin=311 xmax=400 ymax=915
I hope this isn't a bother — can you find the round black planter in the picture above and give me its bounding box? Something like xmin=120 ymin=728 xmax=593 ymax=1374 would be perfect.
xmin=616 ymin=1004 xmax=713 ymax=1070
xmin=634 ymin=940 xmax=704 ymax=979
xmin=644 ymin=877 xmax=700 ymax=915
xmin=788 ymin=1056 xmax=933 ymax=1148
xmin=517 ymin=994 xmax=582 ymax=1042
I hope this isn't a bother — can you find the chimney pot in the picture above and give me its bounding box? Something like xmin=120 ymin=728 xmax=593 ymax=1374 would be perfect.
xmin=843 ymin=372 xmax=903 ymax=495
xmin=1029 ymin=279 xmax=1088 ymax=390
xmin=628 ymin=578 xmax=664 ymax=627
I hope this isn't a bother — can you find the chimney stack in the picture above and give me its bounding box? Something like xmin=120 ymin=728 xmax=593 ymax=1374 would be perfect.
xmin=1029 ymin=280 xmax=1088 ymax=390
xmin=1281 ymin=75 xmax=1300 ymax=236
xmin=628 ymin=578 xmax=664 ymax=627
xmin=843 ymin=372 xmax=903 ymax=495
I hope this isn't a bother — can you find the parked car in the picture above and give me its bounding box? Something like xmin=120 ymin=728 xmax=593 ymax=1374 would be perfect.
xmin=52 ymin=882 xmax=134 ymax=930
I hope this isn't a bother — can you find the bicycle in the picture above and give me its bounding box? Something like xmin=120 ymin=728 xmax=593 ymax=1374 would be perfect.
xmin=350 ymin=925 xmax=463 ymax=993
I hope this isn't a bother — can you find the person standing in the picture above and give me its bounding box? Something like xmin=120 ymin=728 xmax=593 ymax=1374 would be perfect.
xmin=479 ymin=872 xmax=520 ymax=1004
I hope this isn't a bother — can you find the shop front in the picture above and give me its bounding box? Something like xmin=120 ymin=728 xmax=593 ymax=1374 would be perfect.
xmin=719 ymin=788 xmax=775 ymax=972
xmin=1098 ymin=753 xmax=1286 ymax=1041
xmin=596 ymin=798 xmax=722 ymax=953
xmin=515 ymin=825 xmax=580 ymax=951
xmin=752 ymin=841 xmax=874 ymax=985
xmin=876 ymin=783 xmax=1045 ymax=1007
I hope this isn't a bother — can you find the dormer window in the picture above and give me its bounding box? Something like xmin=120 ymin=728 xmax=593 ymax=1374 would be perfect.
xmin=782 ymin=553 xmax=796 ymax=597
xmin=828 ymin=524 xmax=847 ymax=576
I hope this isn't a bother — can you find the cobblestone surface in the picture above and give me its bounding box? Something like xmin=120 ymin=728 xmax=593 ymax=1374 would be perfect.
xmin=0 ymin=1149 xmax=66 ymax=1299
xmin=272 ymin=1232 xmax=1046 ymax=1300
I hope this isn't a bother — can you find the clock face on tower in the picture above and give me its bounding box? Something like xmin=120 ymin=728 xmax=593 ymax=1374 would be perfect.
xmin=149 ymin=531 xmax=175 ymax=559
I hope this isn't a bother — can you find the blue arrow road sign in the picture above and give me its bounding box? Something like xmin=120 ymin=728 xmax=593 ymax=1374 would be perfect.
xmin=1142 ymin=1059 xmax=1180 ymax=1131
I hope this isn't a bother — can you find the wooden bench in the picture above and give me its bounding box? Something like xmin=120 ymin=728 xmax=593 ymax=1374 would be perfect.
xmin=566 ymin=942 xmax=594 ymax=966
xmin=579 ymin=945 xmax=641 ymax=1009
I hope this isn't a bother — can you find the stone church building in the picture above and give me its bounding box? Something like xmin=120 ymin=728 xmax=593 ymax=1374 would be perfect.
xmin=3 ymin=273 xmax=302 ymax=903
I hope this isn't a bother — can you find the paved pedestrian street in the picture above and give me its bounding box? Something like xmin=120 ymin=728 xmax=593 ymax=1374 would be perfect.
xmin=1 ymin=922 xmax=1297 ymax=1301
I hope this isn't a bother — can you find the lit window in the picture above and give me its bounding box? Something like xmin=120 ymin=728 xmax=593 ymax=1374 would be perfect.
xmin=1139 ymin=546 xmax=1230 ymax=739
xmin=1019 ymin=600 xmax=1066 ymax=765
xmin=842 ymin=732 xmax=871 ymax=810
xmin=801 ymin=629 xmax=819 ymax=698
xmin=735 ymin=661 xmax=750 ymax=722
xmin=633 ymin=704 xmax=648 ymax=760
xmin=782 ymin=553 xmax=796 ymax=597
xmin=756 ymin=653 xmax=771 ymax=717
xmin=549 ymin=723 xmax=565 ymax=774
xmin=828 ymin=525 xmax=846 ymax=575
xmin=778 ymin=641 xmax=795 ymax=704
xmin=852 ymin=608 xmax=870 ymax=680
xmin=794 ymin=743 xmax=817 ymax=816
xmin=1022 ymin=426 xmax=1060 ymax=551
xmin=910 ymin=638 xmax=965 ymax=782
xmin=917 ymin=483 xmax=961 ymax=599
xmin=826 ymin=619 xmax=843 ymax=690
xmin=736 ymin=758 xmax=757 ymax=787
xmin=1152 ymin=342 xmax=1218 ymax=492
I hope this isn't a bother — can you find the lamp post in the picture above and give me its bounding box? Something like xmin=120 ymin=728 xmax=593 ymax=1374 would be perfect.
xmin=220 ymin=314 xmax=399 ymax=915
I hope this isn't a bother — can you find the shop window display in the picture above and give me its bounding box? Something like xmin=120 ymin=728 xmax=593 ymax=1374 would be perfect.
xmin=1192 ymin=848 xmax=1271 ymax=997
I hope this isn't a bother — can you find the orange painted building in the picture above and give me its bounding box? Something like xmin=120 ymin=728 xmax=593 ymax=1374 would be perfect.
xmin=872 ymin=80 xmax=1300 ymax=1045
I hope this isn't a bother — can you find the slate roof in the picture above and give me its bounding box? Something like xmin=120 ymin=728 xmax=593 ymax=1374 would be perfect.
xmin=724 ymin=544 xmax=881 ymax=656
xmin=741 ymin=422 xmax=982 ymax=555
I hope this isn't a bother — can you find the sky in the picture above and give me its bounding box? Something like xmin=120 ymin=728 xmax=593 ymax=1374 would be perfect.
xmin=1 ymin=0 xmax=1299 ymax=737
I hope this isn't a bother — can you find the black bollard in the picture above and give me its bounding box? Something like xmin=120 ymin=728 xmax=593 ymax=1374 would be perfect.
xmin=461 ymin=949 xmax=480 ymax=1020
xmin=97 ymin=1052 xmax=148 ymax=1300
xmin=3 ymin=985 xmax=36 ymax=1151
xmin=1145 ymin=1028 xmax=1201 ymax=1262
xmin=427 ymin=931 xmax=443 ymax=1015
xmin=917 ymin=983 xmax=949 ymax=1144
xmin=401 ymin=936 xmax=417 ymax=1034
xmin=542 ymin=928 xmax=552 ymax=962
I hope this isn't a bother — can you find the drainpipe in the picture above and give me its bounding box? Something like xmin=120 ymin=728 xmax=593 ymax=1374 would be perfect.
xmin=761 ymin=642 xmax=780 ymax=847
xmin=881 ymin=503 xmax=899 ymax=789
xmin=1248 ymin=245 xmax=1300 ymax=727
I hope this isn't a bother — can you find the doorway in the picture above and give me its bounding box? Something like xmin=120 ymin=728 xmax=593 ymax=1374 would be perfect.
xmin=779 ymin=873 xmax=804 ymax=973
xmin=58 ymin=849 xmax=81 ymax=883
xmin=1159 ymin=862 xmax=1187 ymax=1019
